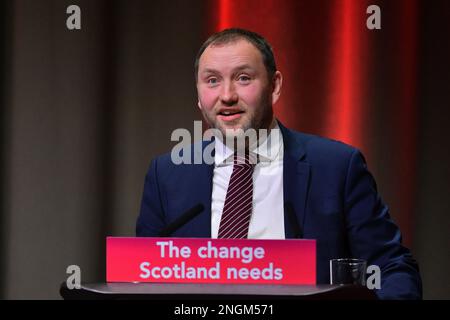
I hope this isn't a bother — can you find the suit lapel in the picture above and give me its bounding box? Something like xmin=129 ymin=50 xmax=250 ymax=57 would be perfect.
xmin=280 ymin=123 xmax=310 ymax=239
xmin=192 ymin=140 xmax=214 ymax=237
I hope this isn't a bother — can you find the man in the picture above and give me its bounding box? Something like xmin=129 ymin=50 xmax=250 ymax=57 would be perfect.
xmin=136 ymin=28 xmax=422 ymax=299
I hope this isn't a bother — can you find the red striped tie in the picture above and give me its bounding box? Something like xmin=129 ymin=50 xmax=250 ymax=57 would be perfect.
xmin=218 ymin=152 xmax=256 ymax=238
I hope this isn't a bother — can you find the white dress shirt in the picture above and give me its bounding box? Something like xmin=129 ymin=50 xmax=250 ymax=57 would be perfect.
xmin=211 ymin=122 xmax=285 ymax=239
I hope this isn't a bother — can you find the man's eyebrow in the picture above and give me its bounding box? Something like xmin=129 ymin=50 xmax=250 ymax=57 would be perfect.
xmin=232 ymin=64 xmax=254 ymax=72
xmin=201 ymin=68 xmax=219 ymax=75
xmin=200 ymin=65 xmax=255 ymax=75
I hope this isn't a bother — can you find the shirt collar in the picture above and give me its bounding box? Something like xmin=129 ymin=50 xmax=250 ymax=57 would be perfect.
xmin=214 ymin=120 xmax=283 ymax=166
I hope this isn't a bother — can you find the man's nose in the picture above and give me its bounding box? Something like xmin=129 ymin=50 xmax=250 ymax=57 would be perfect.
xmin=220 ymin=80 xmax=238 ymax=105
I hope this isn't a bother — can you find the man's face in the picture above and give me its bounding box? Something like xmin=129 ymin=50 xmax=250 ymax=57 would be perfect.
xmin=196 ymin=39 xmax=282 ymax=139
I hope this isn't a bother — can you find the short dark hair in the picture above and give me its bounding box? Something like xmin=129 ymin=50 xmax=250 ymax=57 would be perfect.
xmin=194 ymin=28 xmax=277 ymax=81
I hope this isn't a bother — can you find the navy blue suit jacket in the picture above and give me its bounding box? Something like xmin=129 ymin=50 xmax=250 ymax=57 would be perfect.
xmin=136 ymin=122 xmax=422 ymax=299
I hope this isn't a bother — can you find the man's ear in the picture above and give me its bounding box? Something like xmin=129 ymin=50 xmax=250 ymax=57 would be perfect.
xmin=271 ymin=71 xmax=283 ymax=105
xmin=197 ymin=100 xmax=203 ymax=110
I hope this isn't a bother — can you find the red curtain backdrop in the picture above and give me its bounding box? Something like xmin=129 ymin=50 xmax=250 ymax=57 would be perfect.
xmin=204 ymin=0 xmax=418 ymax=247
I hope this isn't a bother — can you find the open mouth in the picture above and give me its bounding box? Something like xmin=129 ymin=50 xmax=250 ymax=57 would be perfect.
xmin=218 ymin=110 xmax=244 ymax=116
xmin=217 ymin=110 xmax=244 ymax=121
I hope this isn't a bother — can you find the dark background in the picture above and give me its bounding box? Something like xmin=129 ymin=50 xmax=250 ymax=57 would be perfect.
xmin=0 ymin=0 xmax=449 ymax=299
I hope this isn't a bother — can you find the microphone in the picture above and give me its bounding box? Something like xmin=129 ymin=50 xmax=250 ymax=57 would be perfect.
xmin=158 ymin=204 xmax=205 ymax=237
xmin=285 ymin=202 xmax=303 ymax=239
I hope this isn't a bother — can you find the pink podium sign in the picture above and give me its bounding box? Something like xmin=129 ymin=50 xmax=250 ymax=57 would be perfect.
xmin=107 ymin=237 xmax=316 ymax=285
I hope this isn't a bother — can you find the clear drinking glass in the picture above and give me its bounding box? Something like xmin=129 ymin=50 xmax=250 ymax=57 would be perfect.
xmin=330 ymin=258 xmax=367 ymax=286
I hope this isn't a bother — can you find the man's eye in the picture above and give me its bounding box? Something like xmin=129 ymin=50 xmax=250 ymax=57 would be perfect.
xmin=238 ymin=75 xmax=251 ymax=83
xmin=207 ymin=78 xmax=218 ymax=85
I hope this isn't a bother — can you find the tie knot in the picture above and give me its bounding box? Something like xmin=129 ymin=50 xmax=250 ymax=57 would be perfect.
xmin=233 ymin=151 xmax=257 ymax=167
